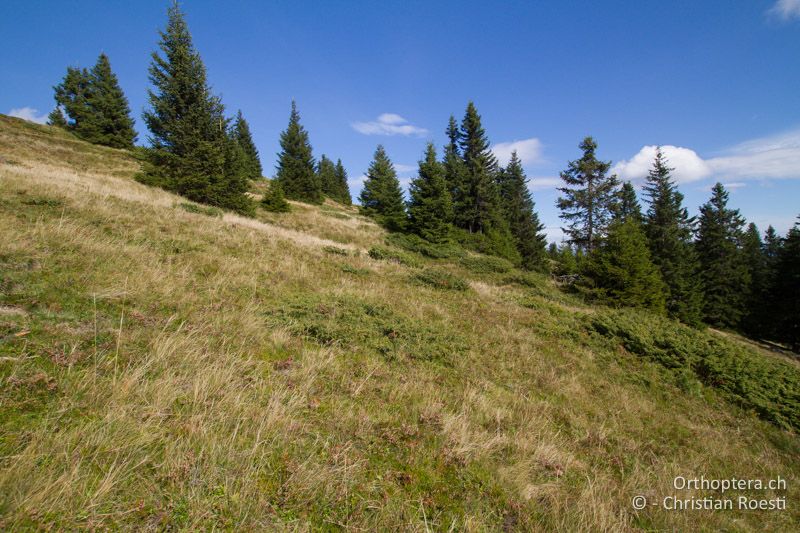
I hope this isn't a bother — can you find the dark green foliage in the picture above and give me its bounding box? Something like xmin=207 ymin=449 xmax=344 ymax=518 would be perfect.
xmin=141 ymin=2 xmax=253 ymax=215
xmin=47 ymin=107 xmax=68 ymax=128
xmin=384 ymin=233 xmax=465 ymax=259
xmin=317 ymin=155 xmax=338 ymax=200
xmin=642 ymin=149 xmax=703 ymax=326
xmin=333 ymin=159 xmax=352 ymax=205
xmin=497 ymin=151 xmax=547 ymax=270
xmin=177 ymin=202 xmax=222 ymax=217
xmin=456 ymin=103 xmax=518 ymax=262
xmin=266 ymin=295 xmax=466 ymax=364
xmin=770 ymin=219 xmax=800 ymax=349
xmin=261 ymin=180 xmax=290 ymax=213
xmin=322 ymin=245 xmax=350 ymax=256
xmin=53 ymin=54 xmax=137 ymax=149
xmin=359 ymin=145 xmax=407 ymax=231
xmin=615 ymin=181 xmax=643 ymax=223
xmin=232 ymin=110 xmax=262 ymax=179
xmin=696 ymin=183 xmax=748 ymax=328
xmin=552 ymin=244 xmax=578 ymax=276
xmin=367 ymin=246 xmax=421 ymax=268
xmin=443 ymin=115 xmax=467 ymax=226
xmin=460 ymin=255 xmax=514 ymax=274
xmin=414 ymin=269 xmax=470 ymax=291
xmin=557 ymin=137 xmax=620 ymax=252
xmin=407 ymin=143 xmax=453 ymax=243
xmin=583 ymin=220 xmax=666 ymax=311
xmin=275 ymin=101 xmax=322 ymax=204
xmin=741 ymin=223 xmax=767 ymax=335
xmin=590 ymin=309 xmax=800 ymax=431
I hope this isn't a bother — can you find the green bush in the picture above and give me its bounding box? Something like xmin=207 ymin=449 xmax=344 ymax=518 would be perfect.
xmin=413 ymin=268 xmax=469 ymax=291
xmin=384 ymin=233 xmax=465 ymax=259
xmin=460 ymin=255 xmax=514 ymax=274
xmin=323 ymin=245 xmax=350 ymax=256
xmin=177 ymin=202 xmax=222 ymax=217
xmin=341 ymin=264 xmax=370 ymax=276
xmin=367 ymin=246 xmax=422 ymax=268
xmin=589 ymin=309 xmax=800 ymax=431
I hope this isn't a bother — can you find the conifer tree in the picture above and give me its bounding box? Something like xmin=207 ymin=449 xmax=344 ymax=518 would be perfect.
xmin=275 ymin=101 xmax=322 ymax=204
xmin=770 ymin=218 xmax=800 ymax=349
xmin=457 ymin=102 xmax=518 ymax=261
xmin=333 ymin=159 xmax=352 ymax=205
xmin=695 ymin=183 xmax=749 ymax=328
xmin=557 ymin=137 xmax=620 ymax=252
xmin=317 ymin=155 xmax=338 ymax=199
xmin=262 ymin=180 xmax=291 ymax=213
xmin=233 ymin=110 xmax=262 ymax=179
xmin=47 ymin=107 xmax=68 ymax=128
xmin=359 ymin=145 xmax=407 ymax=231
xmin=642 ymin=148 xmax=703 ymax=326
xmin=407 ymin=143 xmax=453 ymax=243
xmin=497 ymin=151 xmax=547 ymax=270
xmin=741 ymin=223 xmax=768 ymax=335
xmin=53 ymin=67 xmax=92 ymax=134
xmin=584 ymin=219 xmax=666 ymax=311
xmin=616 ymin=181 xmax=643 ymax=223
xmin=142 ymin=2 xmax=252 ymax=214
xmin=84 ymin=53 xmax=137 ymax=148
xmin=443 ymin=115 xmax=466 ymax=226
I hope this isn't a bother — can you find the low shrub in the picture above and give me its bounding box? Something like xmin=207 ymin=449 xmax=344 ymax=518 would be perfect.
xmin=177 ymin=202 xmax=222 ymax=217
xmin=460 ymin=255 xmax=514 ymax=274
xmin=367 ymin=246 xmax=422 ymax=268
xmin=323 ymin=245 xmax=350 ymax=256
xmin=385 ymin=233 xmax=465 ymax=259
xmin=413 ymin=268 xmax=469 ymax=291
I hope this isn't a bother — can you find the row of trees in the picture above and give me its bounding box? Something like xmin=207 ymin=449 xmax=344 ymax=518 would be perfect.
xmin=552 ymin=141 xmax=799 ymax=348
xmin=352 ymin=103 xmax=548 ymax=270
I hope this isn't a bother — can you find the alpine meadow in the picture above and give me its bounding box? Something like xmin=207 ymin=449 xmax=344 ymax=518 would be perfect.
xmin=1 ymin=1 xmax=799 ymax=531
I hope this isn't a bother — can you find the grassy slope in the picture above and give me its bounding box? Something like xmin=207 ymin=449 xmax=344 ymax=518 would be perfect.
xmin=0 ymin=114 xmax=797 ymax=531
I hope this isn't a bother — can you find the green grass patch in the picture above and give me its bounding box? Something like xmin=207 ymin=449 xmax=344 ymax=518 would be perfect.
xmin=322 ymin=245 xmax=350 ymax=256
xmin=413 ymin=269 xmax=469 ymax=291
xmin=384 ymin=233 xmax=465 ymax=260
xmin=177 ymin=202 xmax=223 ymax=217
xmin=367 ymin=246 xmax=422 ymax=268
xmin=341 ymin=264 xmax=370 ymax=276
xmin=460 ymin=255 xmax=514 ymax=274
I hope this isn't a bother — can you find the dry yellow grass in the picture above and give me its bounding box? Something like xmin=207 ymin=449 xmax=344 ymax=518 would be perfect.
xmin=1 ymin=115 xmax=798 ymax=531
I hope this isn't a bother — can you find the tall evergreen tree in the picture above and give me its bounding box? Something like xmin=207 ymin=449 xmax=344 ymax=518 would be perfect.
xmin=359 ymin=145 xmax=407 ymax=231
xmin=333 ymin=159 xmax=352 ymax=205
xmin=770 ymin=218 xmax=800 ymax=349
xmin=232 ymin=110 xmax=262 ymax=179
xmin=317 ymin=155 xmax=338 ymax=199
xmin=47 ymin=107 xmax=68 ymax=128
xmin=84 ymin=53 xmax=137 ymax=148
xmin=53 ymin=67 xmax=92 ymax=134
xmin=262 ymin=180 xmax=291 ymax=213
xmin=616 ymin=181 xmax=643 ymax=223
xmin=497 ymin=151 xmax=547 ymax=270
xmin=642 ymin=148 xmax=703 ymax=326
xmin=407 ymin=143 xmax=453 ymax=243
xmin=142 ymin=2 xmax=252 ymax=214
xmin=557 ymin=137 xmax=620 ymax=252
xmin=741 ymin=223 xmax=768 ymax=335
xmin=584 ymin=219 xmax=666 ymax=311
xmin=443 ymin=115 xmax=466 ymax=226
xmin=695 ymin=183 xmax=749 ymax=328
xmin=275 ymin=101 xmax=322 ymax=204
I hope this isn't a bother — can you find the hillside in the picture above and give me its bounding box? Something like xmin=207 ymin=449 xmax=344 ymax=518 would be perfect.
xmin=0 ymin=114 xmax=798 ymax=530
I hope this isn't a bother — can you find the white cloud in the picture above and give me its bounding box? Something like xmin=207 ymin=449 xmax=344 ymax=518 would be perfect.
xmin=394 ymin=163 xmax=416 ymax=174
xmin=723 ymin=182 xmax=747 ymax=190
xmin=769 ymin=0 xmax=800 ymax=20
xmin=351 ymin=113 xmax=427 ymax=137
xmin=613 ymin=129 xmax=800 ymax=184
xmin=492 ymin=137 xmax=543 ymax=167
xmin=8 ymin=107 xmax=49 ymax=124
xmin=528 ymin=176 xmax=561 ymax=191
xmin=348 ymin=174 xmax=367 ymax=187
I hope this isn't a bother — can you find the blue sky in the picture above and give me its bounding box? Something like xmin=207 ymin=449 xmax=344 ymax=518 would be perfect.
xmin=3 ymin=0 xmax=800 ymax=241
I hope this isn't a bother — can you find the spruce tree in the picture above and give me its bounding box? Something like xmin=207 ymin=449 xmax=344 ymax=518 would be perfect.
xmin=142 ymin=2 xmax=253 ymax=214
xmin=359 ymin=145 xmax=407 ymax=231
xmin=497 ymin=151 xmax=547 ymax=270
xmin=333 ymin=159 xmax=352 ymax=205
xmin=317 ymin=155 xmax=338 ymax=199
xmin=770 ymin=218 xmax=800 ymax=349
xmin=84 ymin=53 xmax=137 ymax=148
xmin=275 ymin=101 xmax=322 ymax=204
xmin=557 ymin=137 xmax=620 ymax=252
xmin=53 ymin=67 xmax=92 ymax=134
xmin=741 ymin=223 xmax=768 ymax=335
xmin=642 ymin=148 xmax=703 ymax=326
xmin=584 ymin=219 xmax=666 ymax=311
xmin=233 ymin=110 xmax=262 ymax=179
xmin=407 ymin=143 xmax=453 ymax=243
xmin=47 ymin=107 xmax=68 ymax=128
xmin=695 ymin=183 xmax=749 ymax=328
xmin=457 ymin=102 xmax=518 ymax=261
xmin=616 ymin=181 xmax=643 ymax=223
xmin=443 ymin=115 xmax=467 ymax=226
xmin=262 ymin=180 xmax=291 ymax=213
